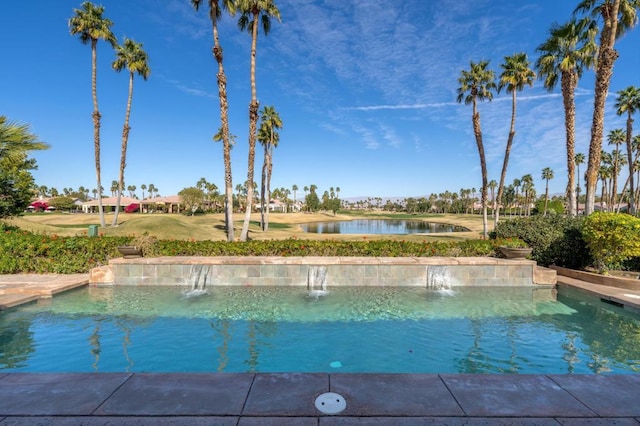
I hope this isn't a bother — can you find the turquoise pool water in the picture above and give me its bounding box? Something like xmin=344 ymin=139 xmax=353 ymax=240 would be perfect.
xmin=1 ymin=286 xmax=638 ymax=374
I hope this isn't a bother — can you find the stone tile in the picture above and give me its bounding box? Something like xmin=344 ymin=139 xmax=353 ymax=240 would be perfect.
xmin=320 ymin=418 xmax=560 ymax=425
xmin=243 ymin=373 xmax=328 ymax=416
xmin=441 ymin=374 xmax=595 ymax=417
xmin=95 ymin=373 xmax=253 ymax=415
xmin=0 ymin=373 xmax=131 ymax=415
xmin=557 ymin=418 xmax=640 ymax=425
xmin=550 ymin=374 xmax=640 ymax=417
xmin=329 ymin=373 xmax=463 ymax=416
xmin=0 ymin=417 xmax=239 ymax=425
xmin=239 ymin=417 xmax=318 ymax=426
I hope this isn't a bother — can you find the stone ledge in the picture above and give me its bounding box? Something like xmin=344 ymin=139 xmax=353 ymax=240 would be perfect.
xmin=551 ymin=266 xmax=640 ymax=291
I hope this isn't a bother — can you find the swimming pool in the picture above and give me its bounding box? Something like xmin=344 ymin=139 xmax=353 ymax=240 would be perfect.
xmin=1 ymin=285 xmax=638 ymax=374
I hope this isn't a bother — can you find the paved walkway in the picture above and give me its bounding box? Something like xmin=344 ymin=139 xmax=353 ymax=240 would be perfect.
xmin=0 ymin=273 xmax=639 ymax=424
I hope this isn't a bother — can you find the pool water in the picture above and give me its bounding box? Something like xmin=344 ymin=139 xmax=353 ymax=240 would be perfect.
xmin=1 ymin=286 xmax=638 ymax=374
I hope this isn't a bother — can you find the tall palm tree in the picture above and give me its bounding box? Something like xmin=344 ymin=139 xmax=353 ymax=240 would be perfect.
xmin=495 ymin=52 xmax=536 ymax=225
xmin=292 ymin=184 xmax=298 ymax=202
xmin=536 ymin=18 xmax=597 ymax=216
xmin=488 ymin=179 xmax=498 ymax=216
xmin=111 ymin=38 xmax=150 ymax=227
xmin=614 ymin=85 xmax=640 ymax=214
xmin=257 ymin=105 xmax=282 ymax=231
xmin=521 ymin=174 xmax=534 ymax=216
xmin=542 ymin=167 xmax=555 ymax=216
xmin=237 ymin=0 xmax=281 ymax=241
xmin=456 ymin=60 xmax=496 ymax=238
xmin=512 ymin=178 xmax=521 ymax=216
xmin=69 ymin=2 xmax=117 ymax=227
xmin=192 ymin=0 xmax=237 ymax=241
xmin=575 ymin=152 xmax=586 ymax=208
xmin=576 ymin=0 xmax=640 ymax=215
xmin=607 ymin=128 xmax=626 ymax=208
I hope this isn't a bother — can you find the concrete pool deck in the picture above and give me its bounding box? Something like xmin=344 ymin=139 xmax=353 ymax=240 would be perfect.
xmin=0 ymin=270 xmax=639 ymax=424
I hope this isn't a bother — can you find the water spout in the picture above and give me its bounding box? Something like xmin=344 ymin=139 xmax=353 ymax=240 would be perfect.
xmin=426 ymin=266 xmax=452 ymax=292
xmin=184 ymin=265 xmax=211 ymax=297
xmin=308 ymin=266 xmax=328 ymax=297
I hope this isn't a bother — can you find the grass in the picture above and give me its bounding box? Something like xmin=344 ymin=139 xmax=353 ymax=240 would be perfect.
xmin=9 ymin=210 xmax=489 ymax=242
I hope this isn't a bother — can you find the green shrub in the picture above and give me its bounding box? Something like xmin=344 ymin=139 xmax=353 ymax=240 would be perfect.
xmin=582 ymin=212 xmax=640 ymax=273
xmin=492 ymin=215 xmax=591 ymax=268
xmin=0 ymin=228 xmax=512 ymax=274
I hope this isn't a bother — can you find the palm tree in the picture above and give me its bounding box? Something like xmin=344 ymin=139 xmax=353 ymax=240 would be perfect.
xmin=495 ymin=52 xmax=536 ymax=225
xmin=576 ymin=0 xmax=639 ymax=215
xmin=111 ymin=38 xmax=150 ymax=226
xmin=575 ymin=153 xmax=586 ymax=209
xmin=614 ymin=85 xmax=640 ymax=214
xmin=292 ymin=184 xmax=298 ymax=202
xmin=512 ymin=178 xmax=521 ymax=215
xmin=192 ymin=0 xmax=237 ymax=241
xmin=456 ymin=60 xmax=496 ymax=238
xmin=140 ymin=183 xmax=147 ymax=200
xmin=521 ymin=174 xmax=534 ymax=216
xmin=237 ymin=0 xmax=281 ymax=241
xmin=69 ymin=2 xmax=117 ymax=227
xmin=257 ymin=105 xmax=282 ymax=231
xmin=542 ymin=167 xmax=555 ymax=216
xmin=488 ymin=179 xmax=498 ymax=216
xmin=607 ymin=128 xmax=626 ymax=208
xmin=536 ymin=18 xmax=597 ymax=216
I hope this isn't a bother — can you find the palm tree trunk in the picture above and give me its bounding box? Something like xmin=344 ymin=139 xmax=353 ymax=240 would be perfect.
xmin=544 ymin=181 xmax=549 ymax=216
xmin=626 ymin=114 xmax=635 ymax=215
xmin=561 ymin=72 xmax=578 ymax=216
xmin=495 ymin=91 xmax=517 ymax=227
xmin=472 ymin=105 xmax=488 ymax=239
xmin=585 ymin=0 xmax=621 ymax=215
xmin=91 ymin=39 xmax=105 ymax=227
xmin=260 ymin=144 xmax=267 ymax=231
xmin=112 ymin=72 xmax=134 ymax=227
xmin=212 ymin=14 xmax=235 ymax=241
xmin=240 ymin=12 xmax=260 ymax=242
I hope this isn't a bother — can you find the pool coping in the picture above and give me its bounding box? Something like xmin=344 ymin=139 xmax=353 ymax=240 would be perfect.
xmin=1 ymin=267 xmax=640 ymax=423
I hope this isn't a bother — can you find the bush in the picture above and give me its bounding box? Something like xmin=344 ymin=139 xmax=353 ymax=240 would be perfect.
xmin=492 ymin=215 xmax=591 ymax=269
xmin=0 ymin=228 xmax=513 ymax=274
xmin=582 ymin=212 xmax=640 ymax=273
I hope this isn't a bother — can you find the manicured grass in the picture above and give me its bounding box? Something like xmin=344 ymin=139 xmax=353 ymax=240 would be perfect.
xmin=11 ymin=211 xmax=488 ymax=242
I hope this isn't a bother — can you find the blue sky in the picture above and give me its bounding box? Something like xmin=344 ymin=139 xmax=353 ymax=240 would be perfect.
xmin=1 ymin=0 xmax=639 ymax=200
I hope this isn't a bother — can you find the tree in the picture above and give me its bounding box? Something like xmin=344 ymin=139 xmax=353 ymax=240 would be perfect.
xmin=292 ymin=184 xmax=298 ymax=202
xmin=456 ymin=60 xmax=496 ymax=238
xmin=305 ymin=185 xmax=320 ymax=212
xmin=541 ymin=167 xmax=554 ymax=216
xmin=488 ymin=179 xmax=498 ymax=216
xmin=111 ymin=38 xmax=150 ymax=227
xmin=237 ymin=0 xmax=281 ymax=241
xmin=192 ymin=0 xmax=237 ymax=241
xmin=257 ymin=105 xmax=282 ymax=231
xmin=0 ymin=117 xmax=49 ymax=218
xmin=536 ymin=18 xmax=597 ymax=216
xmin=614 ymin=85 xmax=640 ymax=214
xmin=576 ymin=0 xmax=640 ymax=215
xmin=179 ymin=187 xmax=205 ymax=215
xmin=494 ymin=52 xmax=536 ymax=226
xmin=69 ymin=1 xmax=117 ymax=227
xmin=575 ymin=152 xmax=586 ymax=206
xmin=140 ymin=183 xmax=147 ymax=200
xmin=48 ymin=196 xmax=76 ymax=212
xmin=607 ymin=128 xmax=626 ymax=208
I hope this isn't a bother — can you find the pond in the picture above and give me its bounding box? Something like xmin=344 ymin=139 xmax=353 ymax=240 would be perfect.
xmin=300 ymin=219 xmax=470 ymax=234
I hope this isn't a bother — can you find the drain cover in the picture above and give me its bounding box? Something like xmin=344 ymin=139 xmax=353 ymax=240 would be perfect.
xmin=314 ymin=392 xmax=346 ymax=414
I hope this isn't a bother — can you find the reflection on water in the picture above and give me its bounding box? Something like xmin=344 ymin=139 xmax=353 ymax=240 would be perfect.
xmin=301 ymin=219 xmax=469 ymax=234
xmin=0 ymin=286 xmax=639 ymax=374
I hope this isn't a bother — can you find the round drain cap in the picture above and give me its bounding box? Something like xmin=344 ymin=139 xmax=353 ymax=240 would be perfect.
xmin=314 ymin=392 xmax=346 ymax=414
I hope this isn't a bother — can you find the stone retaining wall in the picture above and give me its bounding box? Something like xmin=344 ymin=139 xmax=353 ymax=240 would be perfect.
xmin=90 ymin=257 xmax=556 ymax=287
